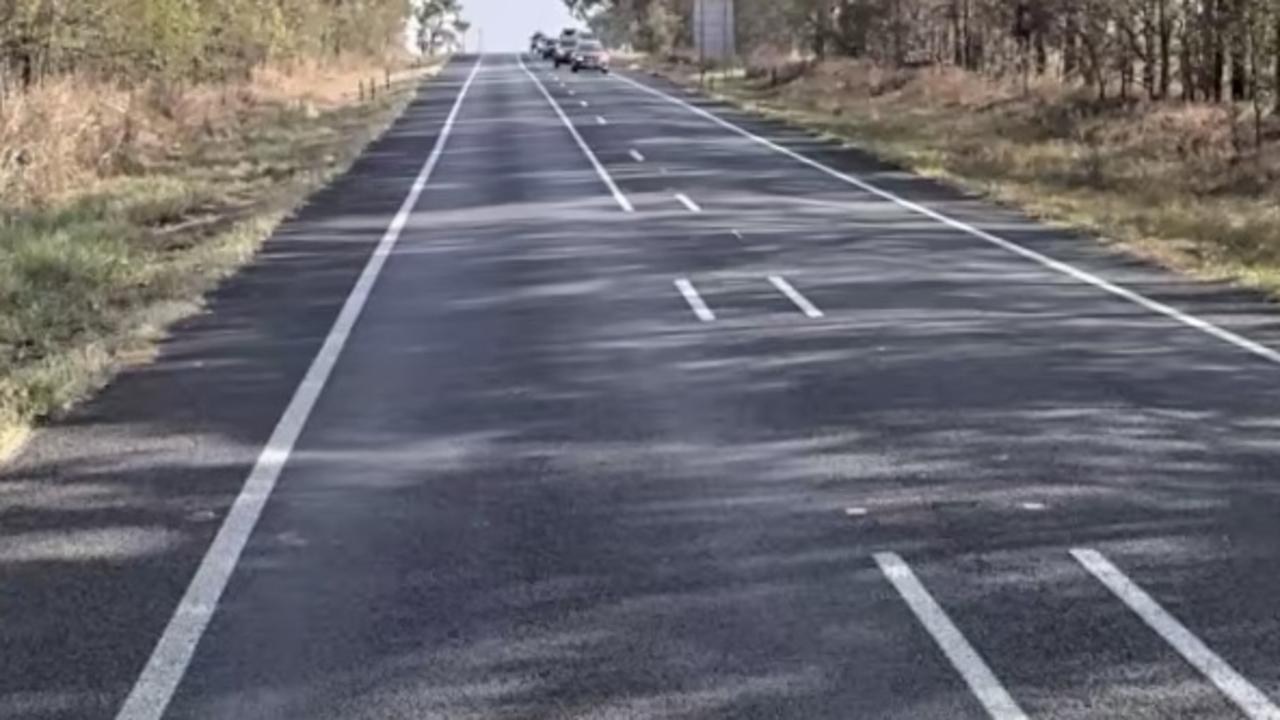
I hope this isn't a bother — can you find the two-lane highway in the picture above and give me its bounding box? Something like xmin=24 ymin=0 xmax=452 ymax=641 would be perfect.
xmin=9 ymin=53 xmax=1280 ymax=719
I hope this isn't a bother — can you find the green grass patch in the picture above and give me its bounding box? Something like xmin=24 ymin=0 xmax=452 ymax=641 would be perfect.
xmin=0 ymin=65 xmax=440 ymax=452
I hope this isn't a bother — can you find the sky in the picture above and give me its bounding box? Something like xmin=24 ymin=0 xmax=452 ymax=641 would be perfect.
xmin=462 ymin=0 xmax=580 ymax=52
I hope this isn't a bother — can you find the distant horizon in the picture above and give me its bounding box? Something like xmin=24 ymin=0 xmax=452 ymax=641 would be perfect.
xmin=462 ymin=0 xmax=580 ymax=52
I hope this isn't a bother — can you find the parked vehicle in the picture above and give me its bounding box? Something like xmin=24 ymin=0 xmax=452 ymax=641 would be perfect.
xmin=571 ymin=40 xmax=611 ymax=74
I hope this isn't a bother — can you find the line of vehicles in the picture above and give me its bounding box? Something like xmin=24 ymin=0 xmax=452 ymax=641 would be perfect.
xmin=529 ymin=28 xmax=610 ymax=74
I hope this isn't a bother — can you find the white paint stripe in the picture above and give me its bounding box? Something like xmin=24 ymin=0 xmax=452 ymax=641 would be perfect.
xmin=875 ymin=553 xmax=1029 ymax=720
xmin=629 ymin=149 xmax=645 ymax=163
xmin=731 ymin=229 xmax=745 ymax=241
xmin=1072 ymin=549 xmax=1280 ymax=719
xmin=675 ymin=193 xmax=702 ymax=213
xmin=675 ymin=278 xmax=715 ymax=322
xmin=596 ymin=115 xmax=608 ymax=125
xmin=613 ymin=72 xmax=1280 ymax=370
xmin=768 ymin=275 xmax=824 ymax=318
xmin=580 ymin=100 xmax=589 ymax=107
xmin=113 ymin=57 xmax=486 ymax=720
xmin=518 ymin=55 xmax=633 ymax=213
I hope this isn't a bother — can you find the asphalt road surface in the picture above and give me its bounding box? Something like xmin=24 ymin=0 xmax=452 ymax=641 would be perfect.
xmin=8 ymin=53 xmax=1280 ymax=720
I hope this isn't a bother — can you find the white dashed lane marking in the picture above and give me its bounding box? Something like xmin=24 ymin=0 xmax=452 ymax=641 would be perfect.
xmin=674 ymin=278 xmax=715 ymax=322
xmin=876 ymin=553 xmax=1029 ymax=720
xmin=675 ymin=193 xmax=702 ymax=213
xmin=1072 ymin=549 xmax=1280 ymax=720
xmin=768 ymin=276 xmax=824 ymax=319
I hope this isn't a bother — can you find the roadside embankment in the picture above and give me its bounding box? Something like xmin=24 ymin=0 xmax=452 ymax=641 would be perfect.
xmin=0 ymin=58 xmax=444 ymax=458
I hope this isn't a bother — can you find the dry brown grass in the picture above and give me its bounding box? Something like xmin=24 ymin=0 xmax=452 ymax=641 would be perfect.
xmin=0 ymin=56 xmax=441 ymax=456
xmin=0 ymin=58 xmax=420 ymax=206
xmin=646 ymin=56 xmax=1280 ymax=292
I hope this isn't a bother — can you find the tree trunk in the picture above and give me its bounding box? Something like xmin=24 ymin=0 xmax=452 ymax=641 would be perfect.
xmin=1063 ymin=7 xmax=1079 ymax=80
xmin=1157 ymin=0 xmax=1171 ymax=98
xmin=1228 ymin=0 xmax=1248 ymax=100
xmin=1275 ymin=7 xmax=1280 ymax=113
xmin=1208 ymin=1 xmax=1225 ymax=103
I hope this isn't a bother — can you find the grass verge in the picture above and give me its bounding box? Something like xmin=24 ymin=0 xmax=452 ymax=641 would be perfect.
xmin=0 ymin=61 xmax=443 ymax=460
xmin=636 ymin=57 xmax=1280 ymax=297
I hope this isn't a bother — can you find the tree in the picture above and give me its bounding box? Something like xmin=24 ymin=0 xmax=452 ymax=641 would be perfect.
xmin=415 ymin=0 xmax=466 ymax=55
xmin=0 ymin=0 xmax=413 ymax=91
xmin=573 ymin=0 xmax=1280 ymax=123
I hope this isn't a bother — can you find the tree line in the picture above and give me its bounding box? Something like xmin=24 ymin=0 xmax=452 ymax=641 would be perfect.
xmin=570 ymin=0 xmax=1280 ymax=111
xmin=0 ymin=0 xmax=412 ymax=92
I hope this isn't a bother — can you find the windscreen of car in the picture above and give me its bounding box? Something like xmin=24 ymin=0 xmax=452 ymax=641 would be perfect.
xmin=579 ymin=42 xmax=604 ymax=52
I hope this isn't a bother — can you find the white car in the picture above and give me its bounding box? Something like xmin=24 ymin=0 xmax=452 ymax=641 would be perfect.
xmin=572 ymin=41 xmax=611 ymax=74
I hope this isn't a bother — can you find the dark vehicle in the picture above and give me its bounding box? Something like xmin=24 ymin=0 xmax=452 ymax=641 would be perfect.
xmin=529 ymin=32 xmax=546 ymax=53
xmin=552 ymin=37 xmax=578 ymax=68
xmin=538 ymin=36 xmax=558 ymax=59
xmin=572 ymin=40 xmax=611 ymax=73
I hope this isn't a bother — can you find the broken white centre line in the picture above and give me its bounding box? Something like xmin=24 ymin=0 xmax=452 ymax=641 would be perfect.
xmin=675 ymin=193 xmax=702 ymax=213
xmin=596 ymin=116 xmax=608 ymax=125
xmin=1072 ymin=549 xmax=1280 ymax=720
xmin=876 ymin=553 xmax=1029 ymax=720
xmin=629 ymin=149 xmax=645 ymax=163
xmin=580 ymin=100 xmax=589 ymax=107
xmin=768 ymin=276 xmax=824 ymax=319
xmin=674 ymin=279 xmax=715 ymax=322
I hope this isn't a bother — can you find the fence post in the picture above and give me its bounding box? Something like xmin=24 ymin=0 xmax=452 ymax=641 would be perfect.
xmin=359 ymin=79 xmax=365 ymax=101
xmin=385 ymin=69 xmax=391 ymax=90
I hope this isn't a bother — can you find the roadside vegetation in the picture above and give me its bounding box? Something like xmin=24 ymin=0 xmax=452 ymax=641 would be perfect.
xmin=574 ymin=1 xmax=1280 ymax=302
xmin=0 ymin=1 xmax=458 ymax=455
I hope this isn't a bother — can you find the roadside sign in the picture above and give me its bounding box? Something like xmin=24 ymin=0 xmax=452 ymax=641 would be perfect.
xmin=693 ymin=0 xmax=735 ymax=63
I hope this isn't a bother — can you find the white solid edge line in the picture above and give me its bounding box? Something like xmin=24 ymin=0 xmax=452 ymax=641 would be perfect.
xmin=112 ymin=57 xmax=486 ymax=720
xmin=675 ymin=193 xmax=702 ymax=213
xmin=629 ymin=149 xmax=645 ymax=163
xmin=518 ymin=55 xmax=633 ymax=213
xmin=612 ymin=72 xmax=1280 ymax=369
xmin=768 ymin=275 xmax=824 ymax=318
xmin=874 ymin=553 xmax=1029 ymax=720
xmin=1071 ymin=549 xmax=1280 ymax=720
xmin=675 ymin=278 xmax=716 ymax=322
